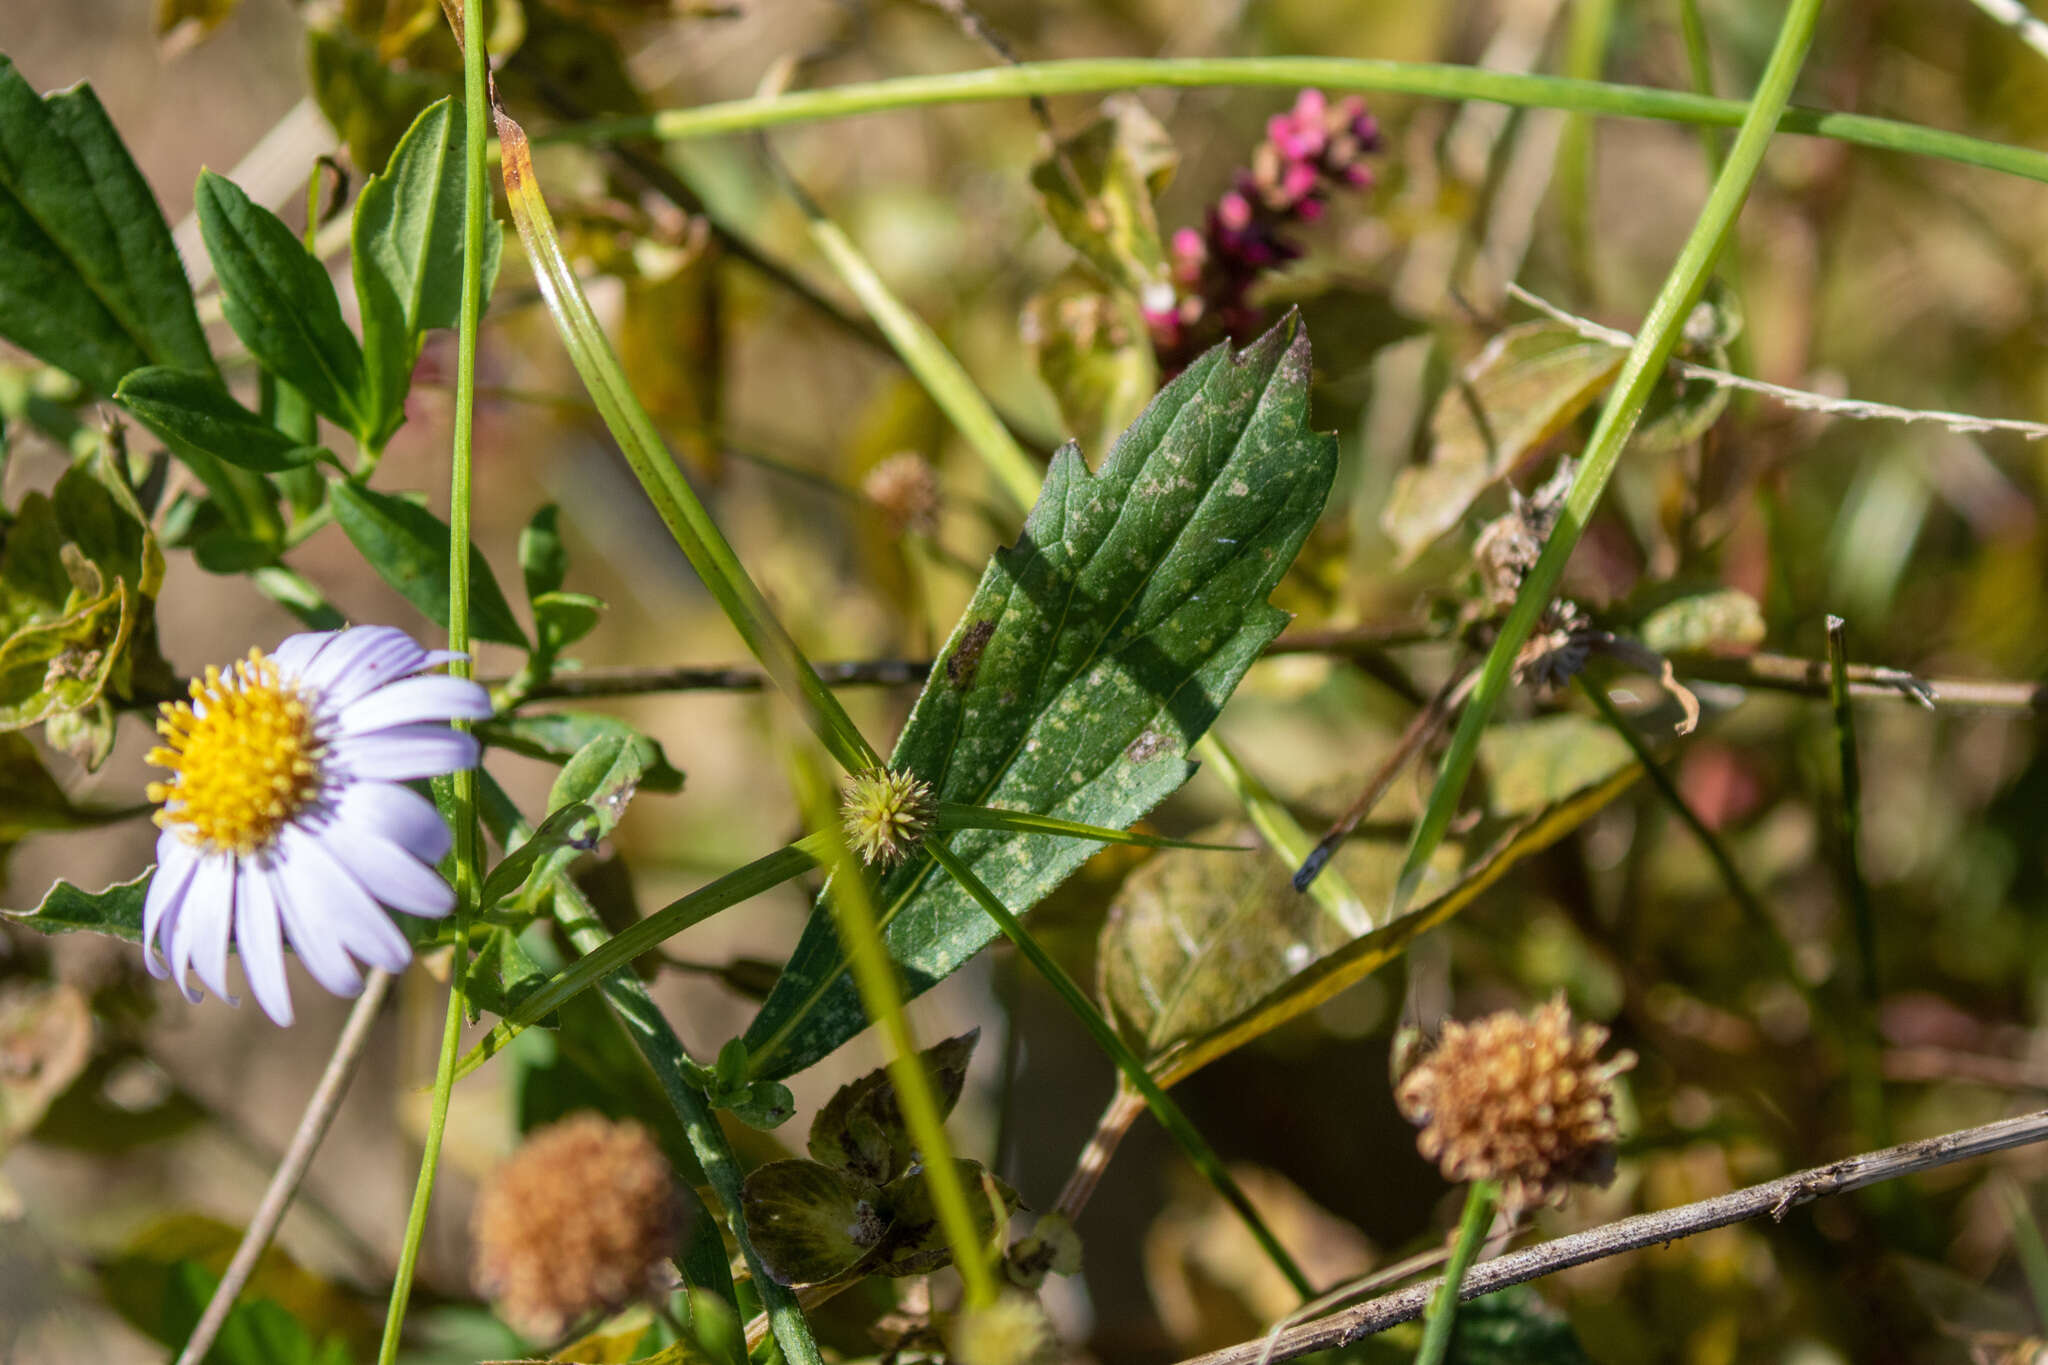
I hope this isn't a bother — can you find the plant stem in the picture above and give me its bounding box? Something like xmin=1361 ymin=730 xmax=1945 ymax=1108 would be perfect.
xmin=925 ymin=841 xmax=1315 ymax=1299
xmin=532 ymin=57 xmax=2048 ymax=188
xmin=1414 ymin=1179 xmax=1498 ymax=1365
xmin=1825 ymin=616 xmax=1877 ymax=1001
xmin=1174 ymin=1107 xmax=2048 ymax=1365
xmin=175 ymin=972 xmax=391 ymax=1365
xmin=791 ymin=754 xmax=999 ymax=1307
xmin=374 ymin=6 xmax=489 ymax=1360
xmin=1388 ymin=0 xmax=1827 ymax=922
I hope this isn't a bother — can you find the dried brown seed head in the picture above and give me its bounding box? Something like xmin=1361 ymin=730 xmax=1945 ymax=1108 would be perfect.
xmin=1394 ymin=996 xmax=1635 ymax=1212
xmin=863 ymin=452 xmax=942 ymax=537
xmin=470 ymin=1113 xmax=681 ymax=1341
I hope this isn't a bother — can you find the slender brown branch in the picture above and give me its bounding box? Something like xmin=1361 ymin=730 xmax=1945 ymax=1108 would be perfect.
xmin=1054 ymin=1085 xmax=1148 ymax=1221
xmin=174 ymin=972 xmax=392 ymax=1365
xmin=1174 ymin=1108 xmax=2048 ymax=1365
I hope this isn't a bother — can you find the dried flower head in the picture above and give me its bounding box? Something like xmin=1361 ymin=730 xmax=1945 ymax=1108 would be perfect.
xmin=841 ymin=767 xmax=935 ymax=868
xmin=1394 ymin=996 xmax=1635 ymax=1211
xmin=471 ymin=1113 xmax=682 ymax=1341
xmin=949 ymin=1291 xmax=1061 ymax=1365
xmin=1147 ymin=88 xmax=1380 ymax=370
xmin=863 ymin=452 xmax=942 ymax=537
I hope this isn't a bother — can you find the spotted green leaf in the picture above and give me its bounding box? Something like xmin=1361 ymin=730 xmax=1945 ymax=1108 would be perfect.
xmin=1098 ymin=722 xmax=1640 ymax=1089
xmin=742 ymin=317 xmax=1337 ymax=1081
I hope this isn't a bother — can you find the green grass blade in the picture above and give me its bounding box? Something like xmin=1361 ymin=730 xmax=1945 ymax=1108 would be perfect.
xmin=924 ymin=839 xmax=1314 ymax=1299
xmin=791 ymin=749 xmax=999 ymax=1307
xmin=936 ymin=803 xmax=1251 ymax=852
xmin=1387 ymin=0 xmax=1827 ymax=921
xmin=787 ymin=181 xmax=1041 ymax=513
xmin=496 ymin=112 xmax=879 ymax=775
xmin=451 ymin=838 xmax=825 ymax=1078
xmin=535 ymin=58 xmax=2048 ymax=188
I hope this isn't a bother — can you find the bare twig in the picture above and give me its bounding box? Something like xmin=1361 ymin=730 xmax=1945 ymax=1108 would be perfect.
xmin=1053 ymin=1086 xmax=1147 ymax=1222
xmin=174 ymin=971 xmax=392 ymax=1365
xmin=1509 ymin=282 xmax=2048 ymax=441
xmin=1175 ymin=1108 xmax=2048 ymax=1365
xmin=1966 ymin=0 xmax=2048 ymax=67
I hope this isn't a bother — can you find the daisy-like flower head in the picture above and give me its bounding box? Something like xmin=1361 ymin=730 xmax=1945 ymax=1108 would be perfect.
xmin=142 ymin=625 xmax=492 ymax=1026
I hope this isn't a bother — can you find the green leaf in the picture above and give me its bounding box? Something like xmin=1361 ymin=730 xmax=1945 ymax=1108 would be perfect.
xmin=806 ymin=1030 xmax=979 ymax=1185
xmin=739 ymin=1159 xmax=885 ymax=1287
xmin=304 ymin=23 xmax=449 ymax=175
xmin=534 ymin=589 xmax=603 ymax=656
xmin=329 ymin=479 xmax=529 ymax=647
xmin=476 ymin=800 xmax=603 ymax=914
xmin=116 ymin=367 xmax=323 ymax=473
xmin=478 ymin=710 xmax=684 ymax=793
xmin=0 ymin=732 xmax=137 ymax=840
xmin=1098 ymin=762 xmax=1639 ymax=1090
xmin=1025 ymin=270 xmax=1159 ymax=458
xmin=1380 ymin=322 xmax=1623 ymax=561
xmin=195 ymin=170 xmax=368 ymax=438
xmin=464 ymin=927 xmax=560 ymax=1027
xmin=1638 ymin=586 xmax=1766 ymax=655
xmin=0 ymin=452 xmax=166 ymax=730
xmin=865 ymin=1158 xmax=1019 ymax=1278
xmin=2 ymin=871 xmax=150 ymax=941
xmin=519 ymin=502 xmax=569 ymax=600
xmin=162 ymin=1261 xmax=352 ymax=1365
xmin=1028 ymin=96 xmax=1177 ymax=300
xmin=0 ymin=59 xmax=213 ymax=396
xmin=742 ymin=316 xmax=1337 ymax=1081
xmin=353 ymin=96 xmax=504 ymax=449
xmin=1446 ymin=1285 xmax=1596 ymax=1364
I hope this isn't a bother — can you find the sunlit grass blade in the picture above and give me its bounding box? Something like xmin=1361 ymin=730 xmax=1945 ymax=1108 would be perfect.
xmin=1198 ymin=733 xmax=1370 ymax=937
xmin=924 ymin=838 xmax=1315 ymax=1299
xmin=937 ymin=803 xmax=1250 ymax=852
xmin=1387 ymin=0 xmax=1826 ymax=922
xmin=782 ymin=174 xmax=1041 ymax=514
xmin=472 ymin=772 xmax=825 ymax=1365
xmin=496 ymin=111 xmax=879 ymax=775
xmin=453 ymin=835 xmax=827 ymax=1079
xmin=534 ymin=57 xmax=2048 ymax=188
xmin=790 ymin=746 xmax=999 ymax=1308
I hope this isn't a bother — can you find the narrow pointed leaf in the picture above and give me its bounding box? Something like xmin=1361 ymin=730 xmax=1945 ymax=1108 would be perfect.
xmin=116 ymin=367 xmax=323 ymax=473
xmin=353 ymin=97 xmax=504 ymax=448
xmin=196 ymin=169 xmax=368 ymax=436
xmin=0 ymin=59 xmax=213 ymax=396
xmin=742 ymin=316 xmax=1337 ymax=1081
xmin=329 ymin=480 xmax=528 ymax=647
xmin=3 ymin=872 xmax=151 ymax=942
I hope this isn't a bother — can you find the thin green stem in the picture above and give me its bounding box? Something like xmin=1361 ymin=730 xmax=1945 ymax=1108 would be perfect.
xmin=1673 ymin=0 xmax=1758 ymax=382
xmin=924 ymin=840 xmax=1315 ymax=1299
xmin=1825 ymin=616 xmax=1877 ymax=1001
xmin=374 ymin=7 xmax=490 ymax=1360
xmin=533 ymin=58 xmax=2048 ymax=188
xmin=793 ymin=757 xmax=999 ymax=1308
xmin=1389 ymin=0 xmax=1827 ymax=921
xmin=497 ymin=115 xmax=880 ymax=775
xmin=1414 ymin=1180 xmax=1499 ymax=1365
xmin=1197 ymin=733 xmax=1371 ymax=937
xmin=1576 ymin=679 xmax=1809 ymax=1008
xmin=773 ymin=163 xmax=1041 ymax=514
xmin=472 ymin=773 xmax=821 ymax=1363
xmin=1557 ymin=0 xmax=1619 ymax=288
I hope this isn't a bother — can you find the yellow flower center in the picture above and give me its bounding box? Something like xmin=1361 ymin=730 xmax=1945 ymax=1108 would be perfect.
xmin=146 ymin=648 xmax=324 ymax=857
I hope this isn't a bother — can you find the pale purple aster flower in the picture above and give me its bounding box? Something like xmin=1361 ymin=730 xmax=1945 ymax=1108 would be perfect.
xmin=142 ymin=625 xmax=492 ymax=1025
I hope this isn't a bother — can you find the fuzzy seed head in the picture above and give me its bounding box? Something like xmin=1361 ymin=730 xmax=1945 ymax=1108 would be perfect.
xmin=471 ymin=1114 xmax=681 ymax=1341
xmin=949 ymin=1291 xmax=1061 ymax=1365
xmin=863 ymin=453 xmax=942 ymax=536
xmin=1394 ymin=997 xmax=1635 ymax=1212
xmin=841 ymin=768 xmax=935 ymax=868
